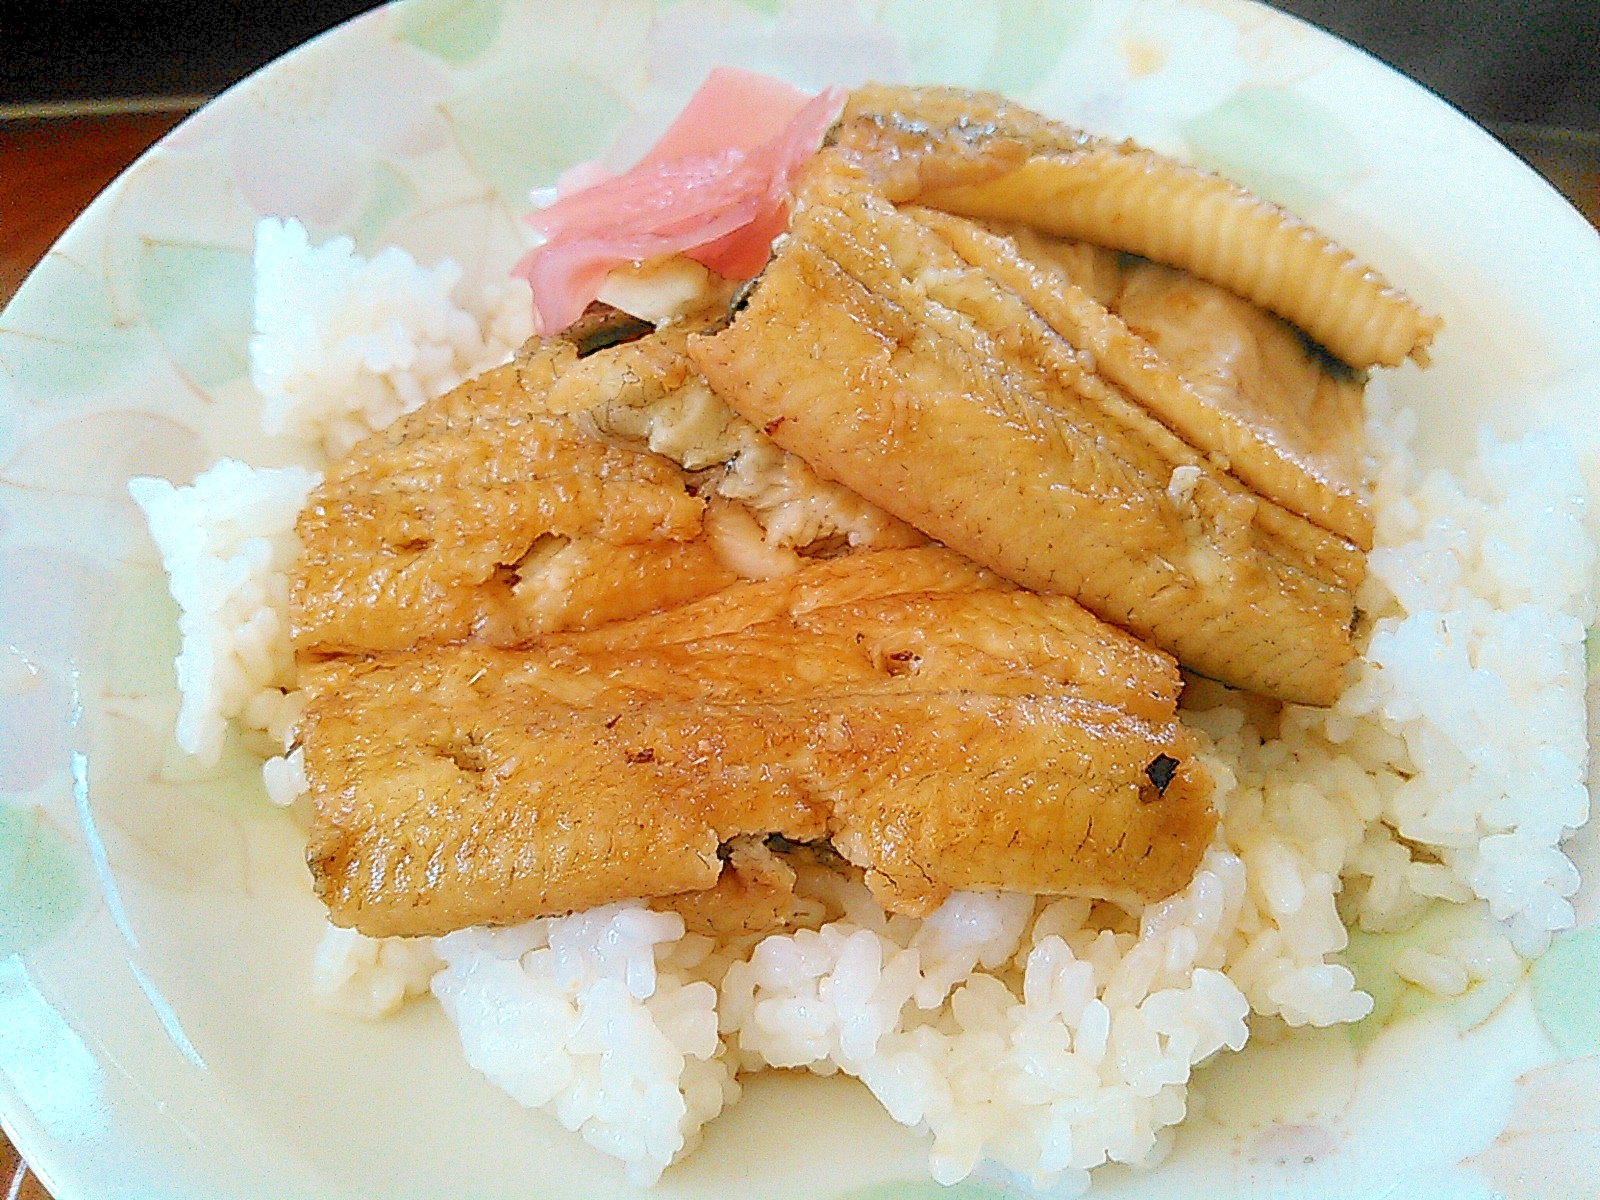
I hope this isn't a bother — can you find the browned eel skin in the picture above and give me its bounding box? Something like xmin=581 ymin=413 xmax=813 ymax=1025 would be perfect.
xmin=836 ymin=83 xmax=1440 ymax=371
xmin=291 ymin=314 xmax=743 ymax=658
xmin=303 ymin=548 xmax=1214 ymax=938
xmin=945 ymin=218 xmax=1373 ymax=550
xmin=292 ymin=301 xmax=930 ymax=659
xmin=690 ymin=149 xmax=1366 ymax=705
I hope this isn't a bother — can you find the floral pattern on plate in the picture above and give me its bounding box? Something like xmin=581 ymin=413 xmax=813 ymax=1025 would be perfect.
xmin=2 ymin=1 xmax=1598 ymax=1197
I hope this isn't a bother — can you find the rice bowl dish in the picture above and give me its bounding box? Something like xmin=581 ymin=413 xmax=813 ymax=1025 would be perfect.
xmin=130 ymin=76 xmax=1594 ymax=1193
xmin=5 ymin=4 xmax=1600 ymax=1199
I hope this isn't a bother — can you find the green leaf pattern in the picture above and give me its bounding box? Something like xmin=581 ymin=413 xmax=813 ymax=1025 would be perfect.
xmin=1530 ymin=928 xmax=1600 ymax=1057
xmin=135 ymin=241 xmax=255 ymax=391
xmin=443 ymin=67 xmax=628 ymax=203
xmin=0 ymin=805 xmax=90 ymax=958
xmin=1181 ymin=84 xmax=1368 ymax=210
xmin=0 ymin=2 xmax=1594 ymax=1196
xmin=0 ymin=255 xmax=148 ymax=407
xmin=394 ymin=0 xmax=507 ymax=64
xmin=985 ymin=0 xmax=1092 ymax=94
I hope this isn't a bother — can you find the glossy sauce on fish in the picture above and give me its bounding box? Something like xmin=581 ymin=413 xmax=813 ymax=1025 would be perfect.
xmin=292 ymin=83 xmax=1435 ymax=941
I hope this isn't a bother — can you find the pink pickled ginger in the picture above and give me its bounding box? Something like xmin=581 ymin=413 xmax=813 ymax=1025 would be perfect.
xmin=514 ymin=68 xmax=846 ymax=335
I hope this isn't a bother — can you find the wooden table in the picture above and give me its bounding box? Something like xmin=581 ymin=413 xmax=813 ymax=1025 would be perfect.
xmin=1 ymin=109 xmax=188 ymax=306
xmin=0 ymin=108 xmax=1596 ymax=1199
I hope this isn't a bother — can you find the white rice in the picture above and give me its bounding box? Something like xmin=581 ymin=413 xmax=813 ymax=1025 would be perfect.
xmin=128 ymin=459 xmax=318 ymax=765
xmin=1339 ymin=410 xmax=1594 ymax=956
xmin=431 ymin=905 xmax=738 ymax=1186
xmin=249 ymin=217 xmax=532 ymax=458
xmin=717 ymin=864 xmax=1250 ymax=1187
xmin=135 ymin=227 xmax=1595 ymax=1190
xmin=312 ymin=923 xmax=441 ymax=1019
xmin=261 ymin=744 xmax=309 ymax=808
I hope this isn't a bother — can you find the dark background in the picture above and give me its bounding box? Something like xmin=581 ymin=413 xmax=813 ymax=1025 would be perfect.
xmin=2 ymin=1 xmax=1597 ymax=132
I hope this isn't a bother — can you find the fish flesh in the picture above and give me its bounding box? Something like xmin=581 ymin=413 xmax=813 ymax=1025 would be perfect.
xmin=302 ymin=548 xmax=1214 ymax=937
xmin=689 ymin=150 xmax=1366 ymax=704
xmin=975 ymin=221 xmax=1372 ymax=548
xmin=836 ymin=84 xmax=1440 ymax=370
xmin=291 ymin=318 xmax=738 ymax=658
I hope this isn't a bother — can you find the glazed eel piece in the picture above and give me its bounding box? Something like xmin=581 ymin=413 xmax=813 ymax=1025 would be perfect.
xmin=690 ymin=148 xmax=1367 ymax=705
xmin=835 ymin=83 xmax=1440 ymax=371
xmin=304 ymin=549 xmax=1215 ymax=937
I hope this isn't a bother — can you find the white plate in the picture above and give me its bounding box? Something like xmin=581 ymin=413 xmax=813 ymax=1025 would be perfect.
xmin=2 ymin=2 xmax=1599 ymax=1197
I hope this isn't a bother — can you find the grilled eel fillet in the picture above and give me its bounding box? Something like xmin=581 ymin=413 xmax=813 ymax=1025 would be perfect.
xmin=304 ymin=548 xmax=1214 ymax=938
xmin=690 ymin=149 xmax=1368 ymax=705
xmin=967 ymin=222 xmax=1373 ymax=552
xmin=292 ymin=313 xmax=739 ymax=657
xmin=835 ymin=83 xmax=1439 ymax=372
xmin=292 ymin=302 xmax=924 ymax=659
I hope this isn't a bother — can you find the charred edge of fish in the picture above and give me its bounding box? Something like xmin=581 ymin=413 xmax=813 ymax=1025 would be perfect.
xmin=839 ymin=108 xmax=1005 ymax=147
xmin=729 ymin=275 xmax=762 ymax=316
xmin=682 ymin=468 xmax=724 ymax=500
xmin=1143 ymin=753 xmax=1179 ymax=798
xmin=796 ymin=532 xmax=853 ymax=560
xmin=564 ymin=302 xmax=656 ymax=357
xmin=764 ymin=833 xmax=848 ymax=869
xmin=881 ymin=649 xmax=921 ymax=676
